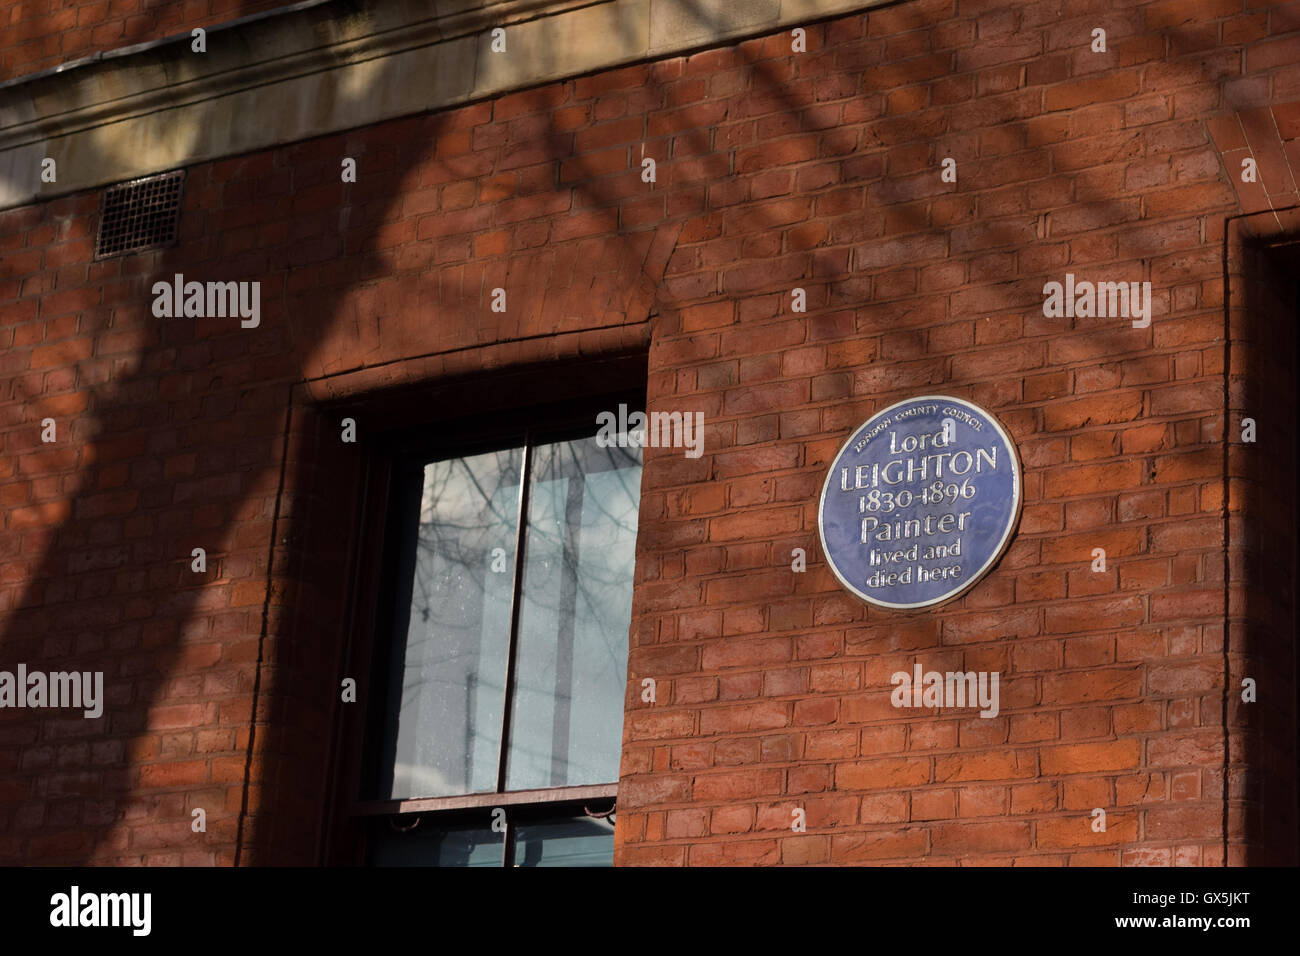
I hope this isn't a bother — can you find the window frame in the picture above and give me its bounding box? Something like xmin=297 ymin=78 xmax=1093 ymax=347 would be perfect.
xmin=361 ymin=797 xmax=618 ymax=868
xmin=330 ymin=388 xmax=645 ymax=865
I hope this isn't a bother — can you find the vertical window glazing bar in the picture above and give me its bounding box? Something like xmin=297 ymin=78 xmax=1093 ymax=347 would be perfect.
xmin=495 ymin=434 xmax=533 ymax=794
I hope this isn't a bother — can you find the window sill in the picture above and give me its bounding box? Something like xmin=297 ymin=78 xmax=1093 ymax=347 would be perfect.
xmin=354 ymin=783 xmax=617 ymax=816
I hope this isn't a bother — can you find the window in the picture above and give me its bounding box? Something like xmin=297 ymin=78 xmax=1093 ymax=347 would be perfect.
xmin=354 ymin=402 xmax=642 ymax=866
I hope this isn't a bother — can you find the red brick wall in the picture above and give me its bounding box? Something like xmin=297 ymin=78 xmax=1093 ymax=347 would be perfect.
xmin=1 ymin=0 xmax=295 ymax=80
xmin=2 ymin=0 xmax=1300 ymax=865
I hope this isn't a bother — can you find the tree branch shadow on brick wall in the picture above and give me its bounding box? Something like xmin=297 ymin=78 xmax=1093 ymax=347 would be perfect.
xmin=0 ymin=0 xmax=830 ymax=866
xmin=0 ymin=1 xmax=1284 ymax=866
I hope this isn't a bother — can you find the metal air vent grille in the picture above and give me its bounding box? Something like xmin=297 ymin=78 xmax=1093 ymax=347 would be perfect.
xmin=95 ymin=169 xmax=185 ymax=259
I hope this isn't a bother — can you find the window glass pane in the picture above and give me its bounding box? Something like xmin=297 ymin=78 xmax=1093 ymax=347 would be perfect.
xmin=510 ymin=815 xmax=616 ymax=867
xmin=505 ymin=436 xmax=642 ymax=790
xmin=383 ymin=447 xmax=522 ymax=800
xmin=369 ymin=820 xmax=502 ymax=867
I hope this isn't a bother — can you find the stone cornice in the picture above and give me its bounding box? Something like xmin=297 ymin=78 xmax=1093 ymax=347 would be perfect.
xmin=0 ymin=0 xmax=889 ymax=210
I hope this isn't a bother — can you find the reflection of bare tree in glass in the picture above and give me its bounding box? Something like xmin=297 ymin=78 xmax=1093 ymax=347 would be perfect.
xmin=527 ymin=439 xmax=642 ymax=787
xmin=414 ymin=441 xmax=639 ymax=618
xmin=389 ymin=433 xmax=641 ymax=799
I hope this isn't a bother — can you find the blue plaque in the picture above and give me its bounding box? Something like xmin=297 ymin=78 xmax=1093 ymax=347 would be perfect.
xmin=818 ymin=395 xmax=1021 ymax=610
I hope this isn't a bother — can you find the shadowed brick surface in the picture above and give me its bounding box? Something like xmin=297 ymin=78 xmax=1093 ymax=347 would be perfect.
xmin=2 ymin=0 xmax=1299 ymax=866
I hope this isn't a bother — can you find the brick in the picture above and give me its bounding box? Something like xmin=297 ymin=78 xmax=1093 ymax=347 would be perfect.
xmin=1040 ymin=740 xmax=1141 ymax=775
xmin=830 ymin=829 xmax=926 ymax=862
xmin=931 ymin=821 xmax=1030 ymax=854
xmin=837 ymin=757 xmax=931 ymax=790
xmin=692 ymin=770 xmax=783 ymax=802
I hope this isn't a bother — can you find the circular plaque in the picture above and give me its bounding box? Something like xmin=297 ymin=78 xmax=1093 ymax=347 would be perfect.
xmin=818 ymin=395 xmax=1021 ymax=610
